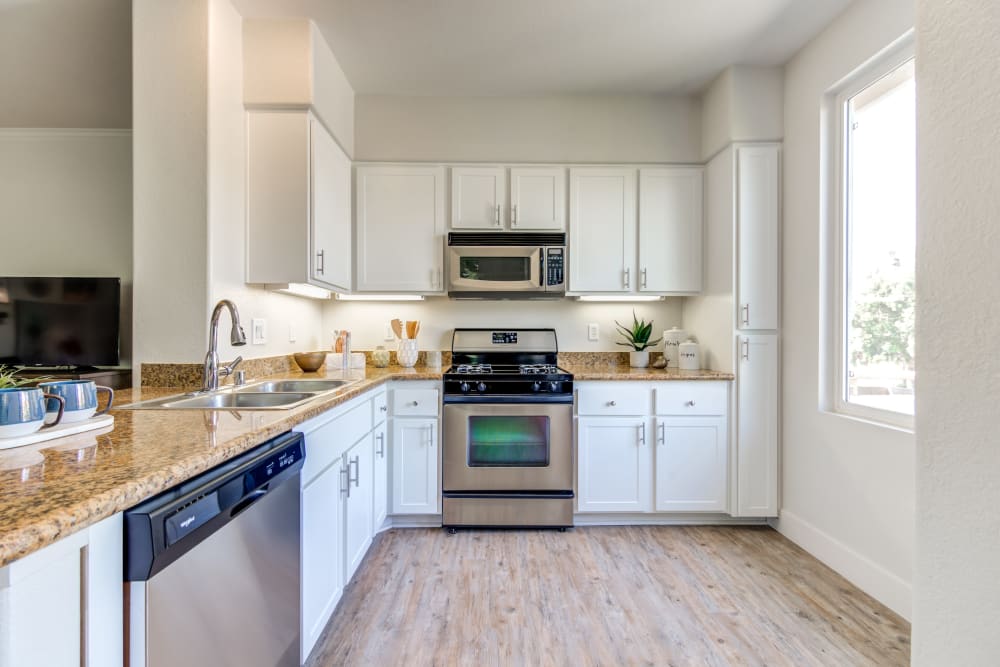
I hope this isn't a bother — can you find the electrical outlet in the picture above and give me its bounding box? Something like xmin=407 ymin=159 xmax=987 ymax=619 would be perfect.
xmin=288 ymin=323 xmax=297 ymax=343
xmin=384 ymin=324 xmax=395 ymax=341
xmin=251 ymin=318 xmax=267 ymax=345
xmin=587 ymin=323 xmax=599 ymax=341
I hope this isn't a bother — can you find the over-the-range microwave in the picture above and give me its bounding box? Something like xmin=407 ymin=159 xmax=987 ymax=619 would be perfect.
xmin=446 ymin=232 xmax=566 ymax=299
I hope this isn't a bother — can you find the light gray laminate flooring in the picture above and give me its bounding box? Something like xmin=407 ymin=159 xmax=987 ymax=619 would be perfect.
xmin=305 ymin=526 xmax=909 ymax=666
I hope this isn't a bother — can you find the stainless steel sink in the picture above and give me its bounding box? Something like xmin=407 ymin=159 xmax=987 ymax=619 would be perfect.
xmin=161 ymin=392 xmax=316 ymax=409
xmin=238 ymin=379 xmax=356 ymax=393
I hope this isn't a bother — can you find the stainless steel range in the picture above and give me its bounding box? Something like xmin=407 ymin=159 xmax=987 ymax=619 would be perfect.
xmin=442 ymin=328 xmax=574 ymax=529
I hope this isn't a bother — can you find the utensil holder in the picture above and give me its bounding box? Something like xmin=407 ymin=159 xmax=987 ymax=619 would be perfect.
xmin=397 ymin=339 xmax=418 ymax=368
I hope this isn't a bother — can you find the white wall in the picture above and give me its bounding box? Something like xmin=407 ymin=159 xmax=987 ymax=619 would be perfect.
xmin=355 ymin=94 xmax=701 ymax=163
xmin=913 ymin=0 xmax=1000 ymax=662
xmin=700 ymin=66 xmax=785 ymax=160
xmin=775 ymin=0 xmax=914 ymax=618
xmin=0 ymin=129 xmax=133 ymax=364
xmin=324 ymin=299 xmax=683 ymax=354
xmin=208 ymin=0 xmax=324 ymax=363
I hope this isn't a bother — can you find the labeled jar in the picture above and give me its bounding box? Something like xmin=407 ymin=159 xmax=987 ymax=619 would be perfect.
xmin=678 ymin=339 xmax=701 ymax=371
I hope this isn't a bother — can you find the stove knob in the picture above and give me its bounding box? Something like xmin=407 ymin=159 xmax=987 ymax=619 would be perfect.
xmin=477 ymin=382 xmax=487 ymax=392
xmin=549 ymin=381 xmax=559 ymax=392
xmin=460 ymin=382 xmax=470 ymax=393
xmin=532 ymin=381 xmax=542 ymax=392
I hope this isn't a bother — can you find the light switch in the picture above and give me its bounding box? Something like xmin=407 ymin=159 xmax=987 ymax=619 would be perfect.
xmin=588 ymin=323 xmax=599 ymax=341
xmin=288 ymin=323 xmax=297 ymax=343
xmin=251 ymin=318 xmax=267 ymax=345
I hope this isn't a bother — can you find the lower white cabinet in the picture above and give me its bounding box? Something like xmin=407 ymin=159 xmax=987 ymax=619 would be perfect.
xmin=735 ymin=334 xmax=779 ymax=517
xmin=372 ymin=420 xmax=389 ymax=531
xmin=343 ymin=436 xmax=374 ymax=582
xmin=300 ymin=459 xmax=345 ymax=655
xmin=577 ymin=416 xmax=652 ymax=512
xmin=391 ymin=418 xmax=439 ymax=514
xmin=0 ymin=513 xmax=122 ymax=667
xmin=654 ymin=417 xmax=728 ymax=512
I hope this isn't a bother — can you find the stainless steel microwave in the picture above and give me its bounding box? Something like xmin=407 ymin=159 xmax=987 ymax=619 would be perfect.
xmin=446 ymin=233 xmax=566 ymax=299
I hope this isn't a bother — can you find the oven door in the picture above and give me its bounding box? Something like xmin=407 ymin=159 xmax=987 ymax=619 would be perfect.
xmin=443 ymin=402 xmax=573 ymax=491
xmin=447 ymin=245 xmax=544 ymax=294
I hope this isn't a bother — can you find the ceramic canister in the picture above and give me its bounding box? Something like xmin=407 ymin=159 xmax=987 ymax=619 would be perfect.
xmin=678 ymin=339 xmax=701 ymax=371
xmin=662 ymin=327 xmax=687 ymax=368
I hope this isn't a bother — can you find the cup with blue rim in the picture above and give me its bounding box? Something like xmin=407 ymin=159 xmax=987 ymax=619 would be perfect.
xmin=0 ymin=386 xmax=66 ymax=438
xmin=38 ymin=380 xmax=113 ymax=424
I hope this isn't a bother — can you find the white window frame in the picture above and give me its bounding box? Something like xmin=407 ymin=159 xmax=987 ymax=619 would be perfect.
xmin=827 ymin=34 xmax=915 ymax=431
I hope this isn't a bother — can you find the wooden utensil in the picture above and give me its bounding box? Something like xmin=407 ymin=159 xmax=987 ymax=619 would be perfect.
xmin=406 ymin=320 xmax=418 ymax=339
xmin=391 ymin=319 xmax=404 ymax=339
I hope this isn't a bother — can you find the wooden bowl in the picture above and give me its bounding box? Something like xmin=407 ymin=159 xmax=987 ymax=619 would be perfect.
xmin=293 ymin=351 xmax=326 ymax=372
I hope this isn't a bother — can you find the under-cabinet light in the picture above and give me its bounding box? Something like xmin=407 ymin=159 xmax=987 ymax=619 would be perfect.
xmin=575 ymin=295 xmax=664 ymax=302
xmin=268 ymin=283 xmax=332 ymax=300
xmin=335 ymin=294 xmax=425 ymax=301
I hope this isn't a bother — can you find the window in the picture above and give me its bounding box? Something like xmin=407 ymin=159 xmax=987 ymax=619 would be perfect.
xmin=833 ymin=42 xmax=915 ymax=427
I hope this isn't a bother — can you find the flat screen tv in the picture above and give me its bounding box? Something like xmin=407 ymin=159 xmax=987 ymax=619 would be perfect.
xmin=0 ymin=277 xmax=121 ymax=368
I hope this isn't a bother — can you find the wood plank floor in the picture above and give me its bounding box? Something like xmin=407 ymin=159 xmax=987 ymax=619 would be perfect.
xmin=306 ymin=526 xmax=909 ymax=666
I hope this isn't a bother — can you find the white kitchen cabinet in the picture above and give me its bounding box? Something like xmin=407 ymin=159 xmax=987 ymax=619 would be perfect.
xmin=736 ymin=145 xmax=780 ymax=330
xmin=509 ymin=167 xmax=565 ymax=230
xmin=451 ymin=166 xmax=507 ymax=229
xmin=654 ymin=417 xmax=728 ymax=512
xmin=372 ymin=420 xmax=389 ymax=531
xmin=735 ymin=334 xmax=779 ymax=517
xmin=639 ymin=167 xmax=703 ymax=293
xmin=392 ymin=418 xmax=439 ymax=515
xmin=0 ymin=513 xmax=122 ymax=667
xmin=569 ymin=167 xmax=637 ymax=293
xmin=300 ymin=458 xmax=345 ymax=656
xmin=247 ymin=111 xmax=352 ymax=293
xmin=577 ymin=416 xmax=653 ymax=513
xmin=355 ymin=165 xmax=446 ymax=293
xmin=343 ymin=435 xmax=374 ymax=582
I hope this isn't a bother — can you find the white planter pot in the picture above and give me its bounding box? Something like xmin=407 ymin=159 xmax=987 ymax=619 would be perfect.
xmin=629 ymin=350 xmax=650 ymax=368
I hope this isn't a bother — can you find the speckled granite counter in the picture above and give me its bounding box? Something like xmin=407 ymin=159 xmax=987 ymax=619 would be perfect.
xmin=0 ymin=361 xmax=731 ymax=567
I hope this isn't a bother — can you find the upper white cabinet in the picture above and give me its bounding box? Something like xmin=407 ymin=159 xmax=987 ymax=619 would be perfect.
xmin=451 ymin=167 xmax=507 ymax=229
xmin=247 ymin=111 xmax=352 ymax=293
xmin=735 ymin=334 xmax=779 ymax=517
xmin=356 ymin=165 xmax=446 ymax=293
xmin=570 ymin=167 xmax=703 ymax=295
xmin=639 ymin=167 xmax=703 ymax=294
xmin=736 ymin=145 xmax=780 ymax=330
xmin=569 ymin=168 xmax=637 ymax=293
xmin=450 ymin=166 xmax=566 ymax=231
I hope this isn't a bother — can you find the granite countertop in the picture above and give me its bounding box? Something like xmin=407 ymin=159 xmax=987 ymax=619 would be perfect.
xmin=0 ymin=362 xmax=732 ymax=567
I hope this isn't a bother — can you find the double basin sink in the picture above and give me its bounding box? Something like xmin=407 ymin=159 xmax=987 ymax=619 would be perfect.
xmin=122 ymin=379 xmax=359 ymax=411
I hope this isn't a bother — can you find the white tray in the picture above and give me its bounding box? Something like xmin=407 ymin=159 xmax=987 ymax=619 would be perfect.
xmin=0 ymin=414 xmax=115 ymax=451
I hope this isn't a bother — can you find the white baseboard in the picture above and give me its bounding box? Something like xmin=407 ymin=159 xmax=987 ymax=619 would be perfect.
xmin=770 ymin=510 xmax=912 ymax=621
xmin=574 ymin=513 xmax=768 ymax=527
xmin=386 ymin=514 xmax=442 ymax=528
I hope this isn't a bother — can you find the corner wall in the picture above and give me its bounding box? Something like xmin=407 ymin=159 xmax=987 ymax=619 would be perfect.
xmin=776 ymin=0 xmax=914 ymax=618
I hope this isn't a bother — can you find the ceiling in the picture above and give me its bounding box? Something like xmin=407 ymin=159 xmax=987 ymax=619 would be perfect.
xmin=232 ymin=0 xmax=854 ymax=96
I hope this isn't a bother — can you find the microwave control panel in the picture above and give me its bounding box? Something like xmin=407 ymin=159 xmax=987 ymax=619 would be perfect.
xmin=546 ymin=248 xmax=564 ymax=287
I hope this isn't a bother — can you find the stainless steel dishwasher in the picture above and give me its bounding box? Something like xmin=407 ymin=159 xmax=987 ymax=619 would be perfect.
xmin=124 ymin=431 xmax=305 ymax=667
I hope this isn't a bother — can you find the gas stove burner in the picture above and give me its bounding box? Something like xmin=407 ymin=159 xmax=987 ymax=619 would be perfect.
xmin=519 ymin=364 xmax=561 ymax=375
xmin=456 ymin=363 xmax=492 ymax=374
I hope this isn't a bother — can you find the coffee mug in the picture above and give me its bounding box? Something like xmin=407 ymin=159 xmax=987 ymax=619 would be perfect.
xmin=38 ymin=380 xmax=114 ymax=424
xmin=0 ymin=387 xmax=65 ymax=438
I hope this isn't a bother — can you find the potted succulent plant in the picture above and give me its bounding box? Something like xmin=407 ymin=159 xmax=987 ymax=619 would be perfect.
xmin=615 ymin=311 xmax=662 ymax=368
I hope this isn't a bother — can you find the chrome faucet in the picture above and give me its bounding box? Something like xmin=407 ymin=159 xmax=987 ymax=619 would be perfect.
xmin=202 ymin=299 xmax=247 ymax=392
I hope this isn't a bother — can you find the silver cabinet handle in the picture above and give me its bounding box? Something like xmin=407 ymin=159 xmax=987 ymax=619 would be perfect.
xmin=341 ymin=465 xmax=350 ymax=497
xmin=741 ymin=338 xmax=750 ymax=360
xmin=685 ymin=400 xmax=696 ymax=407
xmin=741 ymin=303 xmax=750 ymax=326
xmin=349 ymin=455 xmax=360 ymax=487
xmin=607 ymin=400 xmax=617 ymax=407
xmin=495 ymin=204 xmax=501 ymax=226
xmin=376 ymin=432 xmax=385 ymax=458
xmin=512 ymin=204 xmax=518 ymax=226
xmin=624 ymin=267 xmax=630 ymax=289
xmin=316 ymin=249 xmax=325 ymax=275
xmin=641 ymin=267 xmax=648 ymax=288
xmin=426 ymin=425 xmax=435 ymax=447
xmin=409 ymin=400 xmax=419 ymax=407
xmin=658 ymin=422 xmax=665 ymax=446
xmin=380 ymin=405 xmax=388 ymax=413
xmin=437 ymin=267 xmax=442 ymax=289
xmin=638 ymin=422 xmax=646 ymax=445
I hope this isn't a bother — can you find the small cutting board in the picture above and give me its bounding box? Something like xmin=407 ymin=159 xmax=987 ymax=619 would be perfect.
xmin=0 ymin=414 xmax=115 ymax=451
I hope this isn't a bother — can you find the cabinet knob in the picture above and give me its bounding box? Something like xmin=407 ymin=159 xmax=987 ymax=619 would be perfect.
xmin=607 ymin=400 xmax=616 ymax=407
xmin=409 ymin=400 xmax=419 ymax=407
xmin=685 ymin=400 xmax=696 ymax=407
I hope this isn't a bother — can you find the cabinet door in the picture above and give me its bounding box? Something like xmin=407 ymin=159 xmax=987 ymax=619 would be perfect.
xmin=356 ymin=165 xmax=446 ymax=292
xmin=391 ymin=418 xmax=439 ymax=514
xmin=569 ymin=168 xmax=636 ymax=292
xmin=301 ymin=463 xmax=345 ymax=658
xmin=639 ymin=167 xmax=703 ymax=293
xmin=510 ymin=167 xmax=565 ymax=230
xmin=451 ymin=166 xmax=507 ymax=229
xmin=735 ymin=334 xmax=779 ymax=517
xmin=372 ymin=421 xmax=389 ymax=531
xmin=344 ymin=437 xmax=374 ymax=582
xmin=737 ymin=145 xmax=780 ymax=330
xmin=577 ymin=417 xmax=652 ymax=512
xmin=310 ymin=118 xmax=352 ymax=291
xmin=654 ymin=417 xmax=727 ymax=512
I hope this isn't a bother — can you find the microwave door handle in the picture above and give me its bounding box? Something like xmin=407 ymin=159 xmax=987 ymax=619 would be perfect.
xmin=540 ymin=248 xmax=546 ymax=289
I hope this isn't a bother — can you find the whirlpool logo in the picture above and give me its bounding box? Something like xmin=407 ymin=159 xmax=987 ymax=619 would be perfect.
xmin=180 ymin=515 xmax=196 ymax=529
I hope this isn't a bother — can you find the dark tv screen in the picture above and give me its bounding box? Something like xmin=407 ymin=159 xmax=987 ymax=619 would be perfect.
xmin=0 ymin=277 xmax=121 ymax=367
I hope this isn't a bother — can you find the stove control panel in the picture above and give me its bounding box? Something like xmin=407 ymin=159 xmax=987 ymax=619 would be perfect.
xmin=531 ymin=381 xmax=563 ymax=393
